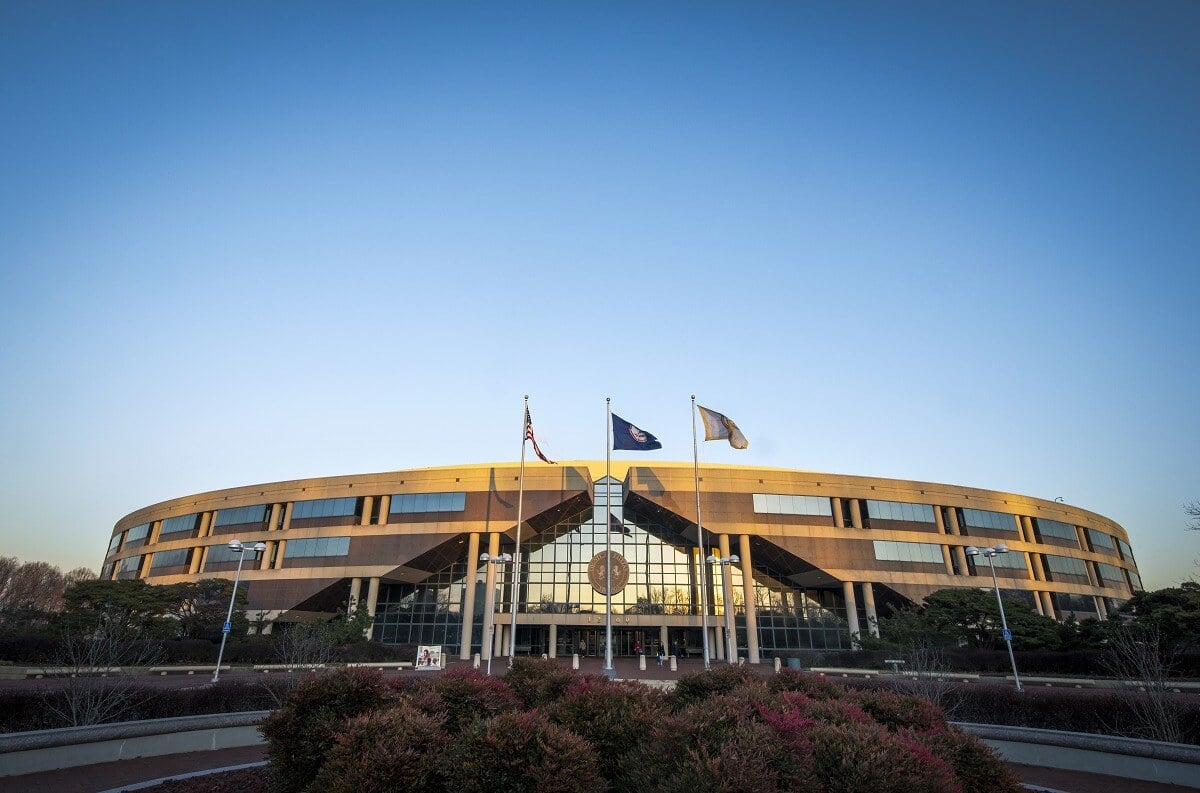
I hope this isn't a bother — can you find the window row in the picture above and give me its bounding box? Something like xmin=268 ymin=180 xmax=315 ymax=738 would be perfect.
xmin=960 ymin=508 xmax=1018 ymax=533
xmin=292 ymin=497 xmax=358 ymax=520
xmin=1045 ymin=554 xmax=1088 ymax=577
xmin=151 ymin=548 xmax=190 ymax=568
xmin=126 ymin=523 xmax=151 ymax=542
xmin=753 ymin=493 xmax=832 ymax=517
xmin=215 ymin=504 xmax=270 ymax=526
xmin=284 ymin=536 xmax=351 ymax=558
xmin=873 ymin=540 xmax=943 ymax=565
xmin=1035 ymin=518 xmax=1077 ymax=541
xmin=864 ymin=499 xmax=935 ymax=523
xmin=160 ymin=513 xmax=200 ymax=535
xmin=971 ymin=549 xmax=1027 ymax=569
xmin=391 ymin=491 xmax=466 ymax=514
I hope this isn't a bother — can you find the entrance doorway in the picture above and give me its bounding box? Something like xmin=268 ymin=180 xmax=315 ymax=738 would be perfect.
xmin=556 ymin=627 xmax=658 ymax=658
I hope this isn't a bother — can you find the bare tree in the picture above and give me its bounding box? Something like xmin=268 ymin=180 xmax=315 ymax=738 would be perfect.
xmin=43 ymin=613 xmax=164 ymax=726
xmin=0 ymin=560 xmax=65 ymax=612
xmin=1102 ymin=623 xmax=1183 ymax=743
xmin=889 ymin=639 xmax=965 ymax=719
xmin=1187 ymin=501 xmax=1200 ymax=533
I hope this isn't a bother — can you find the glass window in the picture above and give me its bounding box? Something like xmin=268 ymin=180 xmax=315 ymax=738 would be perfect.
xmin=864 ymin=500 xmax=936 ymax=523
xmin=1034 ymin=518 xmax=1077 ymax=542
xmin=118 ymin=555 xmax=142 ymax=573
xmin=971 ymin=549 xmax=1027 ymax=569
xmin=1126 ymin=568 xmax=1143 ymax=591
xmin=1096 ymin=562 xmax=1125 ymax=584
xmin=125 ymin=523 xmax=151 ymax=542
xmin=872 ymin=540 xmax=944 ymax=564
xmin=1045 ymin=554 xmax=1088 ymax=577
xmin=160 ymin=513 xmax=200 ymax=535
xmin=960 ymin=508 xmax=1018 ymax=533
xmin=284 ymin=536 xmax=351 ymax=558
xmin=150 ymin=548 xmax=190 ymax=568
xmin=390 ymin=492 xmax=467 ymax=514
xmin=215 ymin=504 xmax=269 ymax=526
xmin=107 ymin=533 xmax=123 ymax=553
xmin=205 ymin=543 xmax=262 ymax=564
xmin=1117 ymin=538 xmax=1135 ymax=561
xmin=292 ymin=497 xmax=358 ymax=520
xmin=1086 ymin=529 xmax=1115 ymax=551
xmin=1053 ymin=592 xmax=1096 ymax=614
xmin=752 ymin=493 xmax=832 ymax=517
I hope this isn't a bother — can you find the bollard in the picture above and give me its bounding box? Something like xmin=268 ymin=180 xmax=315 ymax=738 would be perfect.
xmin=773 ymin=657 xmax=781 ymax=673
xmin=639 ymin=654 xmax=646 ymax=671
xmin=572 ymin=653 xmax=580 ymax=670
xmin=473 ymin=653 xmax=480 ymax=670
xmin=670 ymin=655 xmax=678 ymax=672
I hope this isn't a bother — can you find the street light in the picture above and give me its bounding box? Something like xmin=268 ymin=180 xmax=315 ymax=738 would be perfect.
xmin=480 ymin=552 xmax=513 ymax=676
xmin=212 ymin=539 xmax=265 ymax=683
xmin=965 ymin=544 xmax=1023 ymax=692
xmin=706 ymin=554 xmax=740 ymax=664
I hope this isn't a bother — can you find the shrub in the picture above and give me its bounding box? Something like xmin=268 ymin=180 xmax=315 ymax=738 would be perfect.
xmin=805 ymin=720 xmax=959 ymax=793
xmin=439 ymin=709 xmax=603 ymax=793
xmin=313 ymin=703 xmax=448 ymax=792
xmin=406 ymin=667 xmax=521 ymax=732
xmin=853 ymin=687 xmax=946 ymax=732
xmin=260 ymin=667 xmax=392 ymax=793
xmin=916 ymin=725 xmax=1023 ymax=793
xmin=504 ymin=656 xmax=577 ymax=708
xmin=671 ymin=664 xmax=764 ymax=707
xmin=768 ymin=668 xmax=847 ymax=699
xmin=546 ymin=675 xmax=672 ymax=781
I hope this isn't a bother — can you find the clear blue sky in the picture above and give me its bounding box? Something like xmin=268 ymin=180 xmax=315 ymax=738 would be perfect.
xmin=1 ymin=2 xmax=1197 ymax=589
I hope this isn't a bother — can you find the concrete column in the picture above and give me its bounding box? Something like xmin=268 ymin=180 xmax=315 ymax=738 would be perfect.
xmin=361 ymin=496 xmax=374 ymax=526
xmin=1040 ymin=591 xmax=1056 ymax=620
xmin=1032 ymin=592 xmax=1045 ymax=616
xmin=459 ymin=532 xmax=481 ymax=659
xmin=849 ymin=500 xmax=863 ymax=529
xmin=190 ymin=545 xmax=206 ymax=575
xmin=843 ymin=580 xmax=861 ymax=648
xmin=1021 ymin=516 xmax=1035 ymax=544
xmin=494 ymin=622 xmax=506 ymax=657
xmin=660 ymin=624 xmax=669 ymax=655
xmin=273 ymin=540 xmax=286 ymax=569
xmin=714 ymin=625 xmax=725 ymax=660
xmin=549 ymin=623 xmax=557 ymax=659
xmin=259 ymin=541 xmax=274 ymax=571
xmin=718 ymin=534 xmax=736 ymax=663
xmin=947 ymin=509 xmax=969 ymax=573
xmin=365 ymin=577 xmax=381 ymax=640
xmin=941 ymin=545 xmax=955 ymax=575
xmin=198 ymin=512 xmax=212 ymax=538
xmin=281 ymin=502 xmax=294 ymax=532
xmin=1014 ymin=514 xmax=1026 ymax=540
xmin=349 ymin=577 xmax=362 ymax=613
xmin=1093 ymin=596 xmax=1106 ymax=620
xmin=832 ymin=498 xmax=845 ymax=528
xmin=861 ymin=582 xmax=879 ymax=638
xmin=739 ymin=534 xmax=760 ymax=664
xmin=1030 ymin=552 xmax=1048 ymax=582
xmin=378 ymin=495 xmax=391 ymax=524
xmin=267 ymin=503 xmax=281 ymax=531
xmin=148 ymin=520 xmax=163 ymax=546
xmin=482 ymin=533 xmax=500 ymax=661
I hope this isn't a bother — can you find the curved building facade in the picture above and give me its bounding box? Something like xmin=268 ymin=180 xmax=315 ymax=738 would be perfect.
xmin=102 ymin=462 xmax=1142 ymax=661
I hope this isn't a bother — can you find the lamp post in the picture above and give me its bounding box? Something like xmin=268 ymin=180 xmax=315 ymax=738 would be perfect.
xmin=212 ymin=540 xmax=265 ymax=683
xmin=965 ymin=544 xmax=1023 ymax=692
xmin=706 ymin=554 xmax=740 ymax=664
xmin=480 ymin=552 xmax=512 ymax=676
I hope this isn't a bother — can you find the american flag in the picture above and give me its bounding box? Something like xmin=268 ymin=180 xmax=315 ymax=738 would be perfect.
xmin=525 ymin=407 xmax=555 ymax=464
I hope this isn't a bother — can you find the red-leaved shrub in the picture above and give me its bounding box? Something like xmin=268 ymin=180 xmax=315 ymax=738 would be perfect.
xmin=314 ymin=703 xmax=448 ymax=792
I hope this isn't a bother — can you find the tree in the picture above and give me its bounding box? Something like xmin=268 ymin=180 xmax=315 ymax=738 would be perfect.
xmin=1102 ymin=623 xmax=1184 ymax=743
xmin=873 ymin=588 xmax=1063 ymax=651
xmin=60 ymin=579 xmax=179 ymax=639
xmin=1186 ymin=500 xmax=1200 ymax=533
xmin=1119 ymin=582 xmax=1200 ymax=651
xmin=167 ymin=579 xmax=248 ymax=641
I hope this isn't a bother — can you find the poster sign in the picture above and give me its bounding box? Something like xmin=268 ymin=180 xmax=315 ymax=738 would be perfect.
xmin=415 ymin=645 xmax=443 ymax=670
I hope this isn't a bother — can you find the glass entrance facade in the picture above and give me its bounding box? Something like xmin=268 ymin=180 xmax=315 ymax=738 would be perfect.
xmin=372 ymin=477 xmax=853 ymax=656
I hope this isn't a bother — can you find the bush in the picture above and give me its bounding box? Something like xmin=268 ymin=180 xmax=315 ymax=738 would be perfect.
xmin=853 ymin=687 xmax=946 ymax=732
xmin=439 ymin=709 xmax=604 ymax=793
xmin=917 ymin=725 xmax=1023 ymax=793
xmin=768 ymin=668 xmax=847 ymax=699
xmin=805 ymin=720 xmax=961 ymax=793
xmin=504 ymin=656 xmax=577 ymax=708
xmin=671 ymin=664 xmax=764 ymax=707
xmin=260 ymin=667 xmax=392 ymax=793
xmin=405 ymin=667 xmax=521 ymax=733
xmin=313 ymin=703 xmax=448 ymax=792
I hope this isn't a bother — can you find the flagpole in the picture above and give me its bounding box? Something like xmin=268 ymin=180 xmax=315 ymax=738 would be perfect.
xmin=692 ymin=394 xmax=711 ymax=670
xmin=603 ymin=397 xmax=615 ymax=675
xmin=509 ymin=395 xmax=528 ymax=665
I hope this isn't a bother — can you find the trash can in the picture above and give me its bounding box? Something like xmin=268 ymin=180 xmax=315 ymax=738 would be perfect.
xmin=786 ymin=658 xmax=803 ymax=671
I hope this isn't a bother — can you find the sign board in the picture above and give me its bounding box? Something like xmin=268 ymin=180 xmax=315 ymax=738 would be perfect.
xmin=1002 ymin=628 xmax=1012 ymax=642
xmin=416 ymin=645 xmax=443 ymax=670
xmin=221 ymin=620 xmax=232 ymax=634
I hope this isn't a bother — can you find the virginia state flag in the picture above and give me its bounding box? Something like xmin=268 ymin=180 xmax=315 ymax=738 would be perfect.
xmin=697 ymin=405 xmax=749 ymax=449
xmin=612 ymin=413 xmax=662 ymax=451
